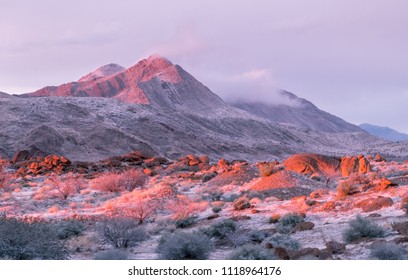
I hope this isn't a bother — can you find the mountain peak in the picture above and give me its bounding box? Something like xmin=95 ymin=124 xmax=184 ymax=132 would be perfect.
xmin=127 ymin=54 xmax=181 ymax=83
xmin=78 ymin=63 xmax=125 ymax=82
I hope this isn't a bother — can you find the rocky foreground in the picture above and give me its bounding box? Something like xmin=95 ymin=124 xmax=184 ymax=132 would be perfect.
xmin=1 ymin=150 xmax=407 ymax=260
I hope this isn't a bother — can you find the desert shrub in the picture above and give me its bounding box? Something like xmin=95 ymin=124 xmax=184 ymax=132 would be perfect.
xmin=248 ymin=230 xmax=269 ymax=243
xmin=93 ymin=172 xmax=124 ymax=193
xmin=64 ymin=173 xmax=85 ymax=194
xmin=97 ymin=218 xmax=147 ymax=248
xmin=336 ymin=180 xmax=359 ymax=199
xmin=203 ymin=219 xmax=237 ymax=239
xmin=94 ymin=249 xmax=128 ymax=260
xmin=227 ymin=244 xmax=276 ymax=260
xmin=166 ymin=195 xmax=207 ymax=220
xmin=212 ymin=206 xmax=222 ymax=213
xmin=266 ymin=234 xmax=301 ymax=251
xmin=202 ymin=173 xmax=217 ymax=183
xmin=268 ymin=214 xmax=281 ymax=224
xmin=157 ymin=231 xmax=212 ymax=260
xmin=93 ymin=169 xmax=147 ymax=193
xmin=257 ymin=161 xmax=277 ymax=177
xmin=56 ymin=220 xmax=84 ymax=239
xmin=276 ymin=213 xmax=304 ymax=234
xmin=0 ymin=216 xmax=68 ymax=260
xmin=120 ymin=169 xmax=148 ymax=191
xmin=0 ymin=160 xmax=13 ymax=192
xmin=369 ymin=242 xmax=407 ymax=260
xmin=342 ymin=215 xmax=386 ymax=243
xmin=233 ymin=196 xmax=251 ymax=210
xmin=222 ymin=193 xmax=240 ymax=202
xmin=175 ymin=216 xmax=197 ymax=228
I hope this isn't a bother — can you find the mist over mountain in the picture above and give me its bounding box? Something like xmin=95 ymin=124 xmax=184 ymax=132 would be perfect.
xmin=2 ymin=55 xmax=405 ymax=162
xmin=359 ymin=123 xmax=408 ymax=142
xmin=231 ymin=91 xmax=362 ymax=133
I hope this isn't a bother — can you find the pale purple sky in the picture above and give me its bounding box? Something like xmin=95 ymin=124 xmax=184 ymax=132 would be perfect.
xmin=1 ymin=0 xmax=407 ymax=132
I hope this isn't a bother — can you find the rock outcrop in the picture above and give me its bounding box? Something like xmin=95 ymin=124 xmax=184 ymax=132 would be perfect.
xmin=283 ymin=153 xmax=341 ymax=179
xmin=340 ymin=155 xmax=372 ymax=177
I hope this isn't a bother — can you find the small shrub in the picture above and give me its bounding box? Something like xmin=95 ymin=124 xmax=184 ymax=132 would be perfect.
xmin=202 ymin=173 xmax=217 ymax=183
xmin=57 ymin=220 xmax=84 ymax=239
xmin=342 ymin=215 xmax=386 ymax=243
xmin=268 ymin=214 xmax=281 ymax=224
xmin=369 ymin=242 xmax=406 ymax=260
xmin=266 ymin=234 xmax=301 ymax=251
xmin=94 ymin=249 xmax=128 ymax=260
xmin=336 ymin=180 xmax=359 ymax=198
xmin=257 ymin=161 xmax=278 ymax=177
xmin=212 ymin=206 xmax=222 ymax=213
xmin=0 ymin=216 xmax=68 ymax=260
xmin=276 ymin=213 xmax=304 ymax=234
xmin=93 ymin=172 xmax=124 ymax=193
xmin=228 ymin=244 xmax=276 ymax=260
xmin=175 ymin=216 xmax=197 ymax=228
xmin=0 ymin=160 xmax=12 ymax=192
xmin=222 ymin=193 xmax=240 ymax=202
xmin=233 ymin=196 xmax=251 ymax=210
xmin=120 ymin=169 xmax=148 ymax=191
xmin=204 ymin=219 xmax=237 ymax=239
xmin=249 ymin=230 xmax=268 ymax=243
xmin=97 ymin=218 xmax=147 ymax=248
xmin=166 ymin=195 xmax=208 ymax=220
xmin=157 ymin=232 xmax=212 ymax=260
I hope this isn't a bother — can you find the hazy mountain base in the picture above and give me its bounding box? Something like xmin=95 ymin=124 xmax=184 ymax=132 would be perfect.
xmin=2 ymin=96 xmax=404 ymax=162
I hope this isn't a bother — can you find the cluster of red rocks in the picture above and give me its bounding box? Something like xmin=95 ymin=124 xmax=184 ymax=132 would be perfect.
xmin=12 ymin=151 xmax=71 ymax=176
xmin=282 ymin=153 xmax=374 ymax=179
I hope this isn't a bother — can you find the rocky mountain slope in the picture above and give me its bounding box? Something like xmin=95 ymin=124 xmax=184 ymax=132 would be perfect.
xmin=0 ymin=91 xmax=12 ymax=98
xmin=231 ymin=91 xmax=362 ymax=133
xmin=359 ymin=123 xmax=408 ymax=142
xmin=3 ymin=55 xmax=405 ymax=162
xmin=23 ymin=56 xmax=227 ymax=115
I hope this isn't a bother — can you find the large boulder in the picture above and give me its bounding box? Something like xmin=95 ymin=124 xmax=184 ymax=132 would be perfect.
xmin=356 ymin=196 xmax=394 ymax=212
xmin=283 ymin=154 xmax=341 ymax=179
xmin=340 ymin=155 xmax=371 ymax=177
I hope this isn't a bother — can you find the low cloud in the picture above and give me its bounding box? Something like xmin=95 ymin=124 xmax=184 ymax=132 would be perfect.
xmin=213 ymin=68 xmax=301 ymax=107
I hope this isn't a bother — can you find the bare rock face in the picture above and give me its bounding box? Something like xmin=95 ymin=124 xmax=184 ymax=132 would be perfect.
xmin=11 ymin=150 xmax=32 ymax=164
xmin=283 ymin=154 xmax=341 ymax=179
xmin=340 ymin=155 xmax=371 ymax=177
xmin=24 ymin=55 xmax=227 ymax=115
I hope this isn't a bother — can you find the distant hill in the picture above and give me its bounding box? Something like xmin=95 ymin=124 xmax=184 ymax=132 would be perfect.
xmin=231 ymin=91 xmax=362 ymax=133
xmin=0 ymin=91 xmax=12 ymax=98
xmin=359 ymin=123 xmax=408 ymax=142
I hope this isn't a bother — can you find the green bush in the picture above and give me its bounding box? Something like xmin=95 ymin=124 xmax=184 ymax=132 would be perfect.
xmin=157 ymin=231 xmax=212 ymax=260
xmin=212 ymin=206 xmax=222 ymax=213
xmin=227 ymin=244 xmax=276 ymax=260
xmin=175 ymin=216 xmax=197 ymax=228
xmin=276 ymin=213 xmax=304 ymax=234
xmin=94 ymin=249 xmax=128 ymax=260
xmin=0 ymin=217 xmax=68 ymax=260
xmin=342 ymin=215 xmax=386 ymax=243
xmin=249 ymin=230 xmax=268 ymax=243
xmin=266 ymin=234 xmax=301 ymax=251
xmin=57 ymin=220 xmax=84 ymax=239
xmin=369 ymin=243 xmax=406 ymax=260
xmin=203 ymin=219 xmax=237 ymax=239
